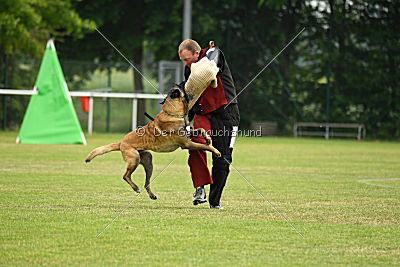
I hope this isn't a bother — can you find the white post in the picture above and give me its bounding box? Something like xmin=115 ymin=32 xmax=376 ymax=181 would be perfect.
xmin=325 ymin=125 xmax=329 ymax=139
xmin=132 ymin=98 xmax=138 ymax=130
xmin=88 ymin=97 xmax=94 ymax=135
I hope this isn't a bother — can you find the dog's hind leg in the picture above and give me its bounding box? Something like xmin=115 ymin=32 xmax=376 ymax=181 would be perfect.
xmin=139 ymin=150 xmax=157 ymax=200
xmin=122 ymin=149 xmax=141 ymax=193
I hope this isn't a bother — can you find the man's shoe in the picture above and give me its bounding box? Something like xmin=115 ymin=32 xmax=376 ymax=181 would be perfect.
xmin=210 ymin=204 xmax=224 ymax=209
xmin=193 ymin=187 xmax=207 ymax=205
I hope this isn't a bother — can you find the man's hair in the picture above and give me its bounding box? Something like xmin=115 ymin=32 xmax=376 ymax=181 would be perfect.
xmin=178 ymin=39 xmax=201 ymax=55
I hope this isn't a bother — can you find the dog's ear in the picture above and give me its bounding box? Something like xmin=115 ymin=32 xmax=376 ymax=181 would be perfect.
xmin=170 ymin=88 xmax=181 ymax=99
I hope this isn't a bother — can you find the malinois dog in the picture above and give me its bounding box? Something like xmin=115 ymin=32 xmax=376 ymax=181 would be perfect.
xmin=85 ymin=84 xmax=220 ymax=200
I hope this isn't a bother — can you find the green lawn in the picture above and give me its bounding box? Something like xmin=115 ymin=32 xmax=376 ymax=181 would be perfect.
xmin=0 ymin=131 xmax=399 ymax=265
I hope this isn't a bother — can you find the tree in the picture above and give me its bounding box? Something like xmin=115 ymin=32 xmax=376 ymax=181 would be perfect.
xmin=0 ymin=0 xmax=95 ymax=57
xmin=0 ymin=0 xmax=95 ymax=129
xmin=57 ymin=0 xmax=156 ymax=126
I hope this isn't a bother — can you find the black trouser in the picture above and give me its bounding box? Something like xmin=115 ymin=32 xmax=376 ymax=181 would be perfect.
xmin=209 ymin=104 xmax=240 ymax=206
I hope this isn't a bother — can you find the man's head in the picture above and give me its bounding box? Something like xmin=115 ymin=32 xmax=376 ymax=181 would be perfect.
xmin=178 ymin=39 xmax=201 ymax=68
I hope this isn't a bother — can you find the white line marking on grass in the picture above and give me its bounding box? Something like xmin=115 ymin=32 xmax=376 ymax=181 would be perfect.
xmin=357 ymin=178 xmax=400 ymax=189
xmin=96 ymin=158 xmax=176 ymax=238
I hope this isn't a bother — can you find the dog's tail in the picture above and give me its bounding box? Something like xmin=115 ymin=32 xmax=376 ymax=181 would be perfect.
xmin=85 ymin=143 xmax=121 ymax=163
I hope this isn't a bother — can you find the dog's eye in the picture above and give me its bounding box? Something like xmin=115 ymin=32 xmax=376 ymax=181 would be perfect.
xmin=170 ymin=89 xmax=181 ymax=99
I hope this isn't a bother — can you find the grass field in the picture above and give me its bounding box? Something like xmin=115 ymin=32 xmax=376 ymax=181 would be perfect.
xmin=1 ymin=131 xmax=399 ymax=266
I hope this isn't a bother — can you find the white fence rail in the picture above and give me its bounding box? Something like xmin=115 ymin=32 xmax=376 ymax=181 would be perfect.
xmin=0 ymin=89 xmax=165 ymax=135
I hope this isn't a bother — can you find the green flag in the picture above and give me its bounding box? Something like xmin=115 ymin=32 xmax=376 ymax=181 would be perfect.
xmin=17 ymin=39 xmax=86 ymax=145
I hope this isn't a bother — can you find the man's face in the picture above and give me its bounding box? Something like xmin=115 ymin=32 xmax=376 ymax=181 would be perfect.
xmin=179 ymin=49 xmax=200 ymax=68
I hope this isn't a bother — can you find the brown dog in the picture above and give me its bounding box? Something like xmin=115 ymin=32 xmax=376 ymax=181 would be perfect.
xmin=85 ymin=85 xmax=220 ymax=200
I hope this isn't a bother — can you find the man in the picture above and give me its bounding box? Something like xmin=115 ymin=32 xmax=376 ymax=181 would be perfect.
xmin=178 ymin=39 xmax=240 ymax=209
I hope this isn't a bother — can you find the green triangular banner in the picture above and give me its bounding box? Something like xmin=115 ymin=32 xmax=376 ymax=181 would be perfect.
xmin=17 ymin=39 xmax=86 ymax=145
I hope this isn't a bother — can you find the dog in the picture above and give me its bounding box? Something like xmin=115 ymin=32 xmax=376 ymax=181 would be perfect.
xmin=85 ymin=84 xmax=221 ymax=200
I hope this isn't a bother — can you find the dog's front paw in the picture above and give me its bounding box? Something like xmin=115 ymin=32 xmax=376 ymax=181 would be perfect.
xmin=149 ymin=194 xmax=157 ymax=200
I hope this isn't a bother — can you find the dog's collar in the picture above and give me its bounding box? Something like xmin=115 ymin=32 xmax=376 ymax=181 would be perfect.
xmin=163 ymin=110 xmax=185 ymax=118
xmin=164 ymin=111 xmax=185 ymax=118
